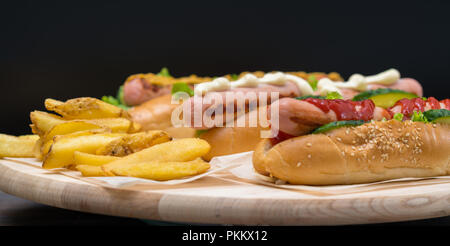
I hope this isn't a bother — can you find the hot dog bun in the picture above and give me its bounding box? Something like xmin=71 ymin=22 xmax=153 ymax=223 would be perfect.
xmin=200 ymin=109 xmax=270 ymax=161
xmin=128 ymin=94 xmax=196 ymax=138
xmin=253 ymin=120 xmax=450 ymax=185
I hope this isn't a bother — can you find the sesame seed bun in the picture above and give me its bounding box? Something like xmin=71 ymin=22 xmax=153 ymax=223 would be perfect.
xmin=253 ymin=120 xmax=450 ymax=185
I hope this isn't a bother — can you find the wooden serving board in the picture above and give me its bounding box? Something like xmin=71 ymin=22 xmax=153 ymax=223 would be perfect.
xmin=0 ymin=158 xmax=449 ymax=225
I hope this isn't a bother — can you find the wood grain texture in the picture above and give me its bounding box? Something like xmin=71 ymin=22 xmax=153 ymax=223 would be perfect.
xmin=0 ymin=158 xmax=449 ymax=225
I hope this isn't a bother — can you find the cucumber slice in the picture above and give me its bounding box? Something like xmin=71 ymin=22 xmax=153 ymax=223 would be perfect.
xmin=312 ymin=120 xmax=366 ymax=134
xmin=423 ymin=109 xmax=450 ymax=124
xmin=296 ymin=95 xmax=326 ymax=100
xmin=352 ymin=88 xmax=418 ymax=108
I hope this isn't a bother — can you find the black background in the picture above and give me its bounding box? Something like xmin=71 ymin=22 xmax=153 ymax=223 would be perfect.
xmin=1 ymin=0 xmax=449 ymax=135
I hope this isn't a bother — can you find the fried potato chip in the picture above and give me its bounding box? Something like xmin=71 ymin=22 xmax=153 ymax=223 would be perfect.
xmin=73 ymin=151 xmax=120 ymax=166
xmin=109 ymin=158 xmax=210 ymax=181
xmin=45 ymin=97 xmax=130 ymax=120
xmin=42 ymin=132 xmax=124 ymax=169
xmin=0 ymin=134 xmax=39 ymax=157
xmin=96 ymin=130 xmax=171 ymax=157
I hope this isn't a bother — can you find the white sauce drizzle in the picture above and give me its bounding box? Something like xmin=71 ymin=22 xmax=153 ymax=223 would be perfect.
xmin=194 ymin=69 xmax=401 ymax=97
xmin=194 ymin=72 xmax=313 ymax=96
xmin=316 ymin=68 xmax=400 ymax=96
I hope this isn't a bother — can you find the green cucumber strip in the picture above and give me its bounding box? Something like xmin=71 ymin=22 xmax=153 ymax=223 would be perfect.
xmin=312 ymin=120 xmax=366 ymax=134
xmin=423 ymin=109 xmax=450 ymax=123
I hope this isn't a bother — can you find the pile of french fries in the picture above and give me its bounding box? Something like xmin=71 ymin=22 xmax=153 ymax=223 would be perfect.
xmin=0 ymin=97 xmax=211 ymax=181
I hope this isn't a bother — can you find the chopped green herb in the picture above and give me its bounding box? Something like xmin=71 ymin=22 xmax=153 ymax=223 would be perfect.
xmin=326 ymin=91 xmax=343 ymax=100
xmin=157 ymin=67 xmax=171 ymax=77
xmin=230 ymin=74 xmax=239 ymax=81
xmin=411 ymin=110 xmax=428 ymax=123
xmin=393 ymin=113 xmax=404 ymax=121
xmin=101 ymin=85 xmax=131 ymax=110
xmin=172 ymin=82 xmax=194 ymax=97
xmin=307 ymin=75 xmax=318 ymax=91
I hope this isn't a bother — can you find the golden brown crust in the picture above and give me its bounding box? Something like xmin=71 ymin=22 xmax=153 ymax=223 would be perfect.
xmin=253 ymin=120 xmax=450 ymax=185
xmin=125 ymin=71 xmax=344 ymax=86
xmin=128 ymin=95 xmax=196 ymax=138
xmin=200 ymin=109 xmax=270 ymax=161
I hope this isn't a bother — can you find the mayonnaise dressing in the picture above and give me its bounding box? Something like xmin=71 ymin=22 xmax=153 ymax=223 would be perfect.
xmin=194 ymin=72 xmax=313 ymax=96
xmin=316 ymin=68 xmax=401 ymax=96
xmin=194 ymin=68 xmax=401 ymax=97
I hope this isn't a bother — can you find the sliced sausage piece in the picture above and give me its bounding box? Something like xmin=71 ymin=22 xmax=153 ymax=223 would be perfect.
xmin=182 ymin=81 xmax=302 ymax=129
xmin=272 ymin=98 xmax=391 ymax=137
xmin=368 ymin=78 xmax=423 ymax=97
xmin=123 ymin=78 xmax=172 ymax=106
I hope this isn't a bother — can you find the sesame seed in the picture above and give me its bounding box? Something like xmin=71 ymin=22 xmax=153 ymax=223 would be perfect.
xmin=307 ymin=154 xmax=312 ymax=159
xmin=297 ymin=162 xmax=302 ymax=167
xmin=336 ymin=137 xmax=342 ymax=142
xmin=306 ymin=143 xmax=312 ymax=147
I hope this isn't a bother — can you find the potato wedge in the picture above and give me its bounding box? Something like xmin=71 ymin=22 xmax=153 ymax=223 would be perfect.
xmin=96 ymin=130 xmax=171 ymax=157
xmin=17 ymin=135 xmax=40 ymax=141
xmin=109 ymin=158 xmax=210 ymax=181
xmin=73 ymin=151 xmax=120 ymax=166
xmin=33 ymin=138 xmax=44 ymax=160
xmin=45 ymin=97 xmax=130 ymax=120
xmin=0 ymin=134 xmax=39 ymax=157
xmin=102 ymin=138 xmax=210 ymax=176
xmin=42 ymin=132 xmax=124 ymax=169
xmin=85 ymin=118 xmax=132 ymax=133
xmin=30 ymin=111 xmax=66 ymax=136
xmin=42 ymin=121 xmax=108 ymax=143
xmin=128 ymin=122 xmax=142 ymax=133
xmin=76 ymin=165 xmax=108 ymax=177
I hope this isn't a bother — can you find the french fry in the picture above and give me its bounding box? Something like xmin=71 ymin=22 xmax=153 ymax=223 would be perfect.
xmin=102 ymin=138 xmax=210 ymax=176
xmin=85 ymin=118 xmax=133 ymax=133
xmin=96 ymin=130 xmax=171 ymax=157
xmin=45 ymin=97 xmax=130 ymax=120
xmin=33 ymin=138 xmax=44 ymax=160
xmin=42 ymin=121 xmax=108 ymax=143
xmin=128 ymin=122 xmax=142 ymax=133
xmin=42 ymin=132 xmax=124 ymax=169
xmin=17 ymin=135 xmax=40 ymax=141
xmin=109 ymin=158 xmax=211 ymax=181
xmin=0 ymin=134 xmax=39 ymax=157
xmin=73 ymin=151 xmax=120 ymax=166
xmin=30 ymin=111 xmax=65 ymax=136
xmin=76 ymin=165 xmax=108 ymax=177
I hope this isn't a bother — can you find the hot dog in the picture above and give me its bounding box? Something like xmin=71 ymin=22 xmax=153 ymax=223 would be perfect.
xmin=186 ymin=69 xmax=424 ymax=160
xmin=123 ymin=72 xmax=213 ymax=106
xmin=128 ymin=71 xmax=342 ymax=137
xmin=272 ymin=98 xmax=391 ymax=139
xmin=253 ymin=96 xmax=450 ymax=185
